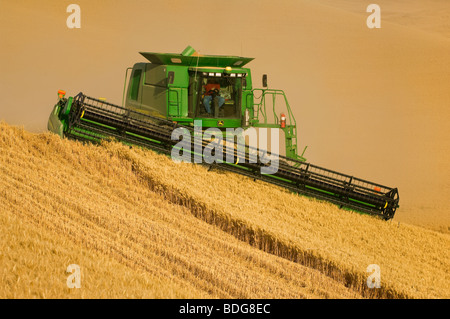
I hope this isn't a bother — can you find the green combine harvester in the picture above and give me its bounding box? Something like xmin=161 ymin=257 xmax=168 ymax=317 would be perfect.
xmin=48 ymin=46 xmax=399 ymax=220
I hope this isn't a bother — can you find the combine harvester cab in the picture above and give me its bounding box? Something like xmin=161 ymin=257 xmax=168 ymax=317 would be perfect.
xmin=48 ymin=46 xmax=400 ymax=220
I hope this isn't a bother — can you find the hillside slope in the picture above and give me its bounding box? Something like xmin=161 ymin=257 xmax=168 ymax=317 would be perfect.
xmin=100 ymin=132 xmax=450 ymax=298
xmin=1 ymin=123 xmax=449 ymax=298
xmin=0 ymin=122 xmax=362 ymax=299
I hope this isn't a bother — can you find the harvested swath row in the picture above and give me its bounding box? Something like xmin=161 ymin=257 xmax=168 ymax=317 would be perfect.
xmin=0 ymin=208 xmax=198 ymax=299
xmin=102 ymin=138 xmax=450 ymax=299
xmin=0 ymin=123 xmax=361 ymax=298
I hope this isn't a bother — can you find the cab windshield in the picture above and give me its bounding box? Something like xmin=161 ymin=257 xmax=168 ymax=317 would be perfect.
xmin=189 ymin=73 xmax=243 ymax=119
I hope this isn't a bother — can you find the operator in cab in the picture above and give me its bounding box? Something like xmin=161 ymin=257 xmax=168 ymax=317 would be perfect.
xmin=202 ymin=79 xmax=225 ymax=115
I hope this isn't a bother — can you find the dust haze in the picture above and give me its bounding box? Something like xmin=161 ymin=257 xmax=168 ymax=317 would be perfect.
xmin=1 ymin=0 xmax=449 ymax=230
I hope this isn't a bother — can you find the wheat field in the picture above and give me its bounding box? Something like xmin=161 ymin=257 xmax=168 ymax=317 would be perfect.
xmin=0 ymin=122 xmax=363 ymax=299
xmin=0 ymin=122 xmax=449 ymax=298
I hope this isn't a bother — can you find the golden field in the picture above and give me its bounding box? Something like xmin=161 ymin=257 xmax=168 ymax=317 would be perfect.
xmin=0 ymin=122 xmax=362 ymax=299
xmin=1 ymin=0 xmax=449 ymax=300
xmin=0 ymin=122 xmax=449 ymax=298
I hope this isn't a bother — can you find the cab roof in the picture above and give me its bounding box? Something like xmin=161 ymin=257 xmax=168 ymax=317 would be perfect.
xmin=139 ymin=47 xmax=254 ymax=68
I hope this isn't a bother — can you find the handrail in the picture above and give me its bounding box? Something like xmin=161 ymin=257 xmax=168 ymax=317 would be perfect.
xmin=247 ymin=88 xmax=305 ymax=162
xmin=251 ymin=89 xmax=297 ymax=128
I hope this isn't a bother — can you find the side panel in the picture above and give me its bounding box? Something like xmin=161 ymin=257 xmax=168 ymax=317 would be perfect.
xmin=140 ymin=64 xmax=167 ymax=117
xmin=125 ymin=63 xmax=190 ymax=119
xmin=125 ymin=63 xmax=145 ymax=113
xmin=125 ymin=63 xmax=168 ymax=118
xmin=48 ymin=104 xmax=64 ymax=137
xmin=168 ymin=88 xmax=181 ymax=117
xmin=167 ymin=65 xmax=189 ymax=118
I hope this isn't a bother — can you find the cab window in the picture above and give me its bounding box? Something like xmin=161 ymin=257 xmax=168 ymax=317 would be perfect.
xmin=189 ymin=73 xmax=243 ymax=119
